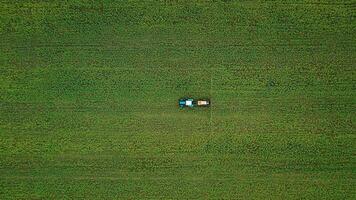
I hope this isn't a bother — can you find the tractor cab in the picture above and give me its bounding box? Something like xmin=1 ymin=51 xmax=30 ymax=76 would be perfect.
xmin=179 ymin=98 xmax=194 ymax=107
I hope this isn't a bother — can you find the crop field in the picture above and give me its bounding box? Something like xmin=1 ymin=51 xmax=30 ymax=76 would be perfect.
xmin=0 ymin=0 xmax=355 ymax=199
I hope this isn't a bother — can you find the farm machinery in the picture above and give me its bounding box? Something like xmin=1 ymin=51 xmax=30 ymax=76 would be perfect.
xmin=179 ymin=98 xmax=210 ymax=108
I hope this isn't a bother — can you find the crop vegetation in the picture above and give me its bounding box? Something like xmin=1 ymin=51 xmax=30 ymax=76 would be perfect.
xmin=0 ymin=1 xmax=355 ymax=199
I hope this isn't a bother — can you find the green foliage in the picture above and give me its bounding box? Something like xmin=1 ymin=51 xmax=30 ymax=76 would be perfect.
xmin=0 ymin=0 xmax=355 ymax=199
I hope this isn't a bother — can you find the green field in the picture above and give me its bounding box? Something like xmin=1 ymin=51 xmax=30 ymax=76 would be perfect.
xmin=0 ymin=1 xmax=355 ymax=199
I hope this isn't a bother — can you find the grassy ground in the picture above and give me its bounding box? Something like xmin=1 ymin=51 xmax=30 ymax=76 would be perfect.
xmin=0 ymin=0 xmax=355 ymax=199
